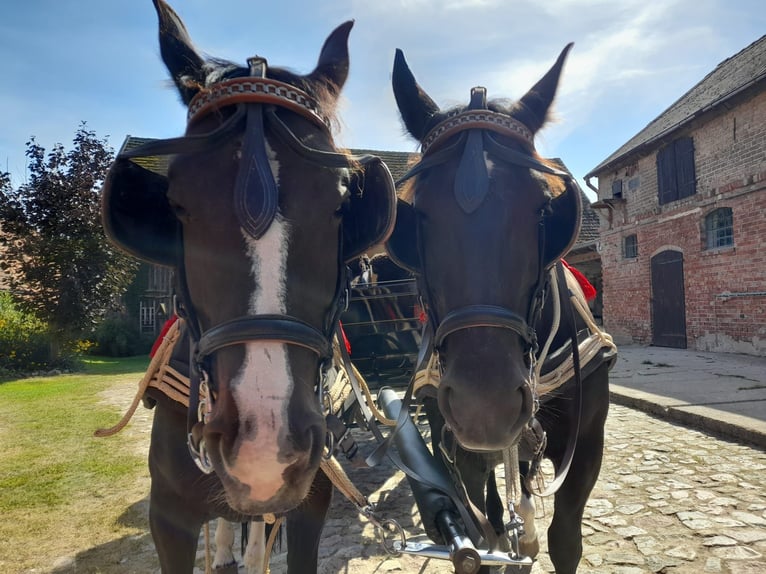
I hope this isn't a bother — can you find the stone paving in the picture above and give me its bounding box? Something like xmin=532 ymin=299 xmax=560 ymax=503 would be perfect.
xmin=250 ymin=403 xmax=766 ymax=574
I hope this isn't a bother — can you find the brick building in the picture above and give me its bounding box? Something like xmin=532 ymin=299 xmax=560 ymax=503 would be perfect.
xmin=585 ymin=35 xmax=766 ymax=355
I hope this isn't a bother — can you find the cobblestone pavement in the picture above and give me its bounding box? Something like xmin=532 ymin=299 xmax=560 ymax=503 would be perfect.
xmin=248 ymin=404 xmax=766 ymax=574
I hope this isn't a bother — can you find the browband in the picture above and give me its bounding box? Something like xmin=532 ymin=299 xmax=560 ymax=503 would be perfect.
xmin=421 ymin=107 xmax=535 ymax=155
xmin=187 ymin=57 xmax=328 ymax=130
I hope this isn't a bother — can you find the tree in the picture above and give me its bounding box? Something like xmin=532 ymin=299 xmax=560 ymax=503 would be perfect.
xmin=0 ymin=124 xmax=138 ymax=356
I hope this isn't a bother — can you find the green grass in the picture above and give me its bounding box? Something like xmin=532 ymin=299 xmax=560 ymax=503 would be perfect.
xmin=0 ymin=355 xmax=153 ymax=570
xmin=0 ymin=356 xmax=150 ymax=510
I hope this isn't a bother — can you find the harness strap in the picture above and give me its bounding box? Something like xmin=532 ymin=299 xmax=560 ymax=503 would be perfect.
xmin=337 ymin=323 xmax=501 ymax=549
xmin=195 ymin=315 xmax=333 ymax=360
xmin=119 ymin=105 xmax=247 ymax=160
xmin=526 ymin=262 xmax=583 ymax=497
xmin=235 ymin=103 xmax=279 ymax=239
xmin=434 ymin=305 xmax=536 ymax=348
xmin=265 ymin=110 xmax=381 ymax=169
xmin=93 ymin=317 xmax=183 ymax=437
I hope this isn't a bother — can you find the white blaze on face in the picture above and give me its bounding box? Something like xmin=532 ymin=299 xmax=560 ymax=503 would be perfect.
xmin=225 ymin=145 xmax=295 ymax=502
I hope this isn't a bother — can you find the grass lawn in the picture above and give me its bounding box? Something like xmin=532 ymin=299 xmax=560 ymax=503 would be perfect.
xmin=0 ymin=355 xmax=155 ymax=573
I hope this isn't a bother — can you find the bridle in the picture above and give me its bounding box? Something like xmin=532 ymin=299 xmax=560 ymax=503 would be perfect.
xmin=392 ymin=87 xmax=586 ymax=500
xmin=396 ymin=86 xmax=572 ymax=363
xmin=118 ymin=58 xmax=373 ymax=473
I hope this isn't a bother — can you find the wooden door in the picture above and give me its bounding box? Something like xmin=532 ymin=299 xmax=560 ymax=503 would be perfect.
xmin=651 ymin=250 xmax=687 ymax=348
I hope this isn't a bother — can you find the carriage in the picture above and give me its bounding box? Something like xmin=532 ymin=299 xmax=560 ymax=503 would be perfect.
xmin=341 ymin=266 xmax=422 ymax=388
xmin=97 ymin=2 xmax=617 ymax=573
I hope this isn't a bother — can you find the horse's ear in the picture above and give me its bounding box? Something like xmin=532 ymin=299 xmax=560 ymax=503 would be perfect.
xmin=153 ymin=0 xmax=206 ymax=105
xmin=515 ymin=43 xmax=573 ymax=135
xmin=308 ymin=21 xmax=354 ymax=97
xmin=392 ymin=49 xmax=441 ymax=142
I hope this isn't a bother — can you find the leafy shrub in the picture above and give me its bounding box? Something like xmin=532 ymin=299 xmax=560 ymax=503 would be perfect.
xmin=91 ymin=317 xmax=153 ymax=357
xmin=0 ymin=292 xmax=54 ymax=376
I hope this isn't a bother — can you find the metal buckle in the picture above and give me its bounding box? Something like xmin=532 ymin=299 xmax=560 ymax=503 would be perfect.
xmin=188 ymin=433 xmax=214 ymax=474
xmin=439 ymin=424 xmax=457 ymax=465
xmin=318 ymin=360 xmax=334 ymax=416
xmin=198 ymin=371 xmax=212 ymax=424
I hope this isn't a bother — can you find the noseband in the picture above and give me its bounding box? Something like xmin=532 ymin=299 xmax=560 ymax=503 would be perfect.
xmin=120 ymin=58 xmax=372 ymax=472
xmin=397 ymin=87 xmax=571 ymax=358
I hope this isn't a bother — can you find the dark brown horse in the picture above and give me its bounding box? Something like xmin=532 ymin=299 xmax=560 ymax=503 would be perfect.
xmin=101 ymin=1 xmax=395 ymax=571
xmin=387 ymin=46 xmax=616 ymax=573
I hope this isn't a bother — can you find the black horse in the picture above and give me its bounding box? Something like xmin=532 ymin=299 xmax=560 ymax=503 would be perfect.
xmin=386 ymin=45 xmax=616 ymax=573
xmin=100 ymin=1 xmax=395 ymax=572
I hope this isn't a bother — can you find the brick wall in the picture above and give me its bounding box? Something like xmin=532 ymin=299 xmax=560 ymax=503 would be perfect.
xmin=595 ymin=88 xmax=766 ymax=355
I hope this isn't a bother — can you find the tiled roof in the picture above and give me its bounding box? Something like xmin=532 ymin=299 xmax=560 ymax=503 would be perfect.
xmin=586 ymin=35 xmax=766 ymax=177
xmin=119 ymin=137 xmax=169 ymax=175
xmin=350 ymin=148 xmax=419 ymax=183
xmin=119 ymin=138 xmax=597 ymax=248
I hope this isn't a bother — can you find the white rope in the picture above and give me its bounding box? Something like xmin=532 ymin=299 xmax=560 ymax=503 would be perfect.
xmin=534 ymin=267 xmax=560 ymax=382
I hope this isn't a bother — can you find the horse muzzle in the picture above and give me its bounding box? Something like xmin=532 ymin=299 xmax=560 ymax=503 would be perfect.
xmin=437 ymin=349 xmax=534 ymax=452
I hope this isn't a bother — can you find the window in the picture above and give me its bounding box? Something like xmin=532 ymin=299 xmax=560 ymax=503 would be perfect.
xmin=705 ymin=208 xmax=734 ymax=249
xmin=623 ymin=234 xmax=638 ymax=259
xmin=657 ymin=136 xmax=696 ymax=205
xmin=611 ymin=179 xmax=623 ymax=199
xmin=140 ymin=301 xmax=156 ymax=333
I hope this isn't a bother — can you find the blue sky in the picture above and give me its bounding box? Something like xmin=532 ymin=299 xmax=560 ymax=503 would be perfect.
xmin=1 ymin=0 xmax=764 ymax=198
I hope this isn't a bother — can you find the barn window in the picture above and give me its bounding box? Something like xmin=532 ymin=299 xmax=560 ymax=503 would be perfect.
xmin=705 ymin=208 xmax=734 ymax=249
xmin=623 ymin=234 xmax=638 ymax=259
xmin=611 ymin=179 xmax=623 ymax=199
xmin=657 ymin=136 xmax=696 ymax=205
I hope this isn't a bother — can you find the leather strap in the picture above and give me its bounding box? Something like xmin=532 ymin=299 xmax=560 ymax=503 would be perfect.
xmin=187 ymin=75 xmax=327 ymax=130
xmin=434 ymin=305 xmax=536 ymax=348
xmin=195 ymin=315 xmax=333 ymax=361
xmin=234 ymin=104 xmax=279 ymax=239
xmin=118 ymin=105 xmax=247 ymax=161
xmin=526 ymin=261 xmax=582 ymax=497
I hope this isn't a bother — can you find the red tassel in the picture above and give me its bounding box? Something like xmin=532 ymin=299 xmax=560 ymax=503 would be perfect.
xmin=561 ymin=260 xmax=597 ymax=302
xmin=150 ymin=314 xmax=179 ymax=358
xmin=338 ymin=321 xmax=352 ymax=355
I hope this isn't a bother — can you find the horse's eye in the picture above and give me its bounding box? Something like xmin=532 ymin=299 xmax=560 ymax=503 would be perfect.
xmin=168 ymin=199 xmax=190 ymax=221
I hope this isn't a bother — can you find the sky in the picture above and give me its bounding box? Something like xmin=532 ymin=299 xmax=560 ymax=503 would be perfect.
xmin=1 ymin=0 xmax=764 ymax=200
